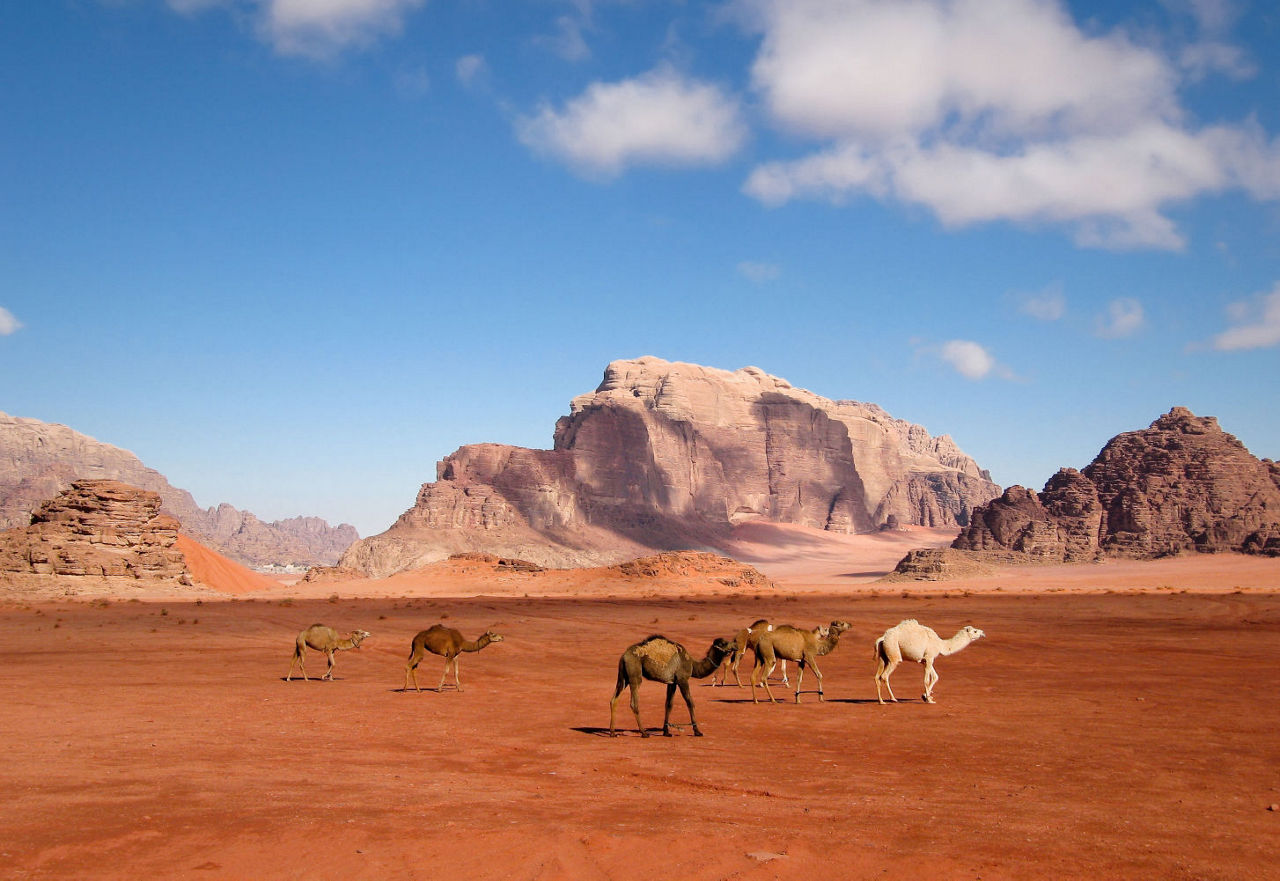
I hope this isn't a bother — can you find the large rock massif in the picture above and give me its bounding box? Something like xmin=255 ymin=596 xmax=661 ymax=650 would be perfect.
xmin=0 ymin=479 xmax=191 ymax=584
xmin=0 ymin=411 xmax=358 ymax=569
xmin=949 ymin=407 xmax=1280 ymax=562
xmin=342 ymin=357 xmax=1000 ymax=575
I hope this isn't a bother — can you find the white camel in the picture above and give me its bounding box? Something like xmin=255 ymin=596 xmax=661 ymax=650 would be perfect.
xmin=873 ymin=619 xmax=985 ymax=704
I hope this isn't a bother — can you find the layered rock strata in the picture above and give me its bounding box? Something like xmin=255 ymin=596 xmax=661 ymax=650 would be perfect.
xmin=343 ymin=357 xmax=1000 ymax=575
xmin=0 ymin=480 xmax=191 ymax=582
xmin=952 ymin=408 xmax=1280 ymax=561
xmin=0 ymin=411 xmax=358 ymax=568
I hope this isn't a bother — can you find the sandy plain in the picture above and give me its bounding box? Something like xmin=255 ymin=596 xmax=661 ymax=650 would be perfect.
xmin=2 ymin=527 xmax=1279 ymax=880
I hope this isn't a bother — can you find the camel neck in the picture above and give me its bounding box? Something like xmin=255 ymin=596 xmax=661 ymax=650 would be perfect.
xmin=940 ymin=632 xmax=972 ymax=656
xmin=461 ymin=635 xmax=491 ymax=652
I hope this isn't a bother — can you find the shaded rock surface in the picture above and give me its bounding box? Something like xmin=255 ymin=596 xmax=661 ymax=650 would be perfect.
xmin=343 ymin=357 xmax=1000 ymax=575
xmin=0 ymin=411 xmax=358 ymax=568
xmin=0 ymin=480 xmax=190 ymax=583
xmin=952 ymin=408 xmax=1280 ymax=561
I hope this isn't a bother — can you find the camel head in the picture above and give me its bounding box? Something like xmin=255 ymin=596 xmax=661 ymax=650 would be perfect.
xmin=709 ymin=636 xmax=735 ymax=661
xmin=960 ymin=626 xmax=985 ymax=642
xmin=348 ymin=630 xmax=371 ymax=649
xmin=483 ymin=630 xmax=505 ymax=644
xmin=827 ymin=620 xmax=851 ymax=635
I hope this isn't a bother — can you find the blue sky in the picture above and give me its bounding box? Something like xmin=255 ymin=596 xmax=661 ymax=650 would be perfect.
xmin=3 ymin=0 xmax=1278 ymax=537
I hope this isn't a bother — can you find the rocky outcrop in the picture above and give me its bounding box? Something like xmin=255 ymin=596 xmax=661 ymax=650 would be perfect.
xmin=0 ymin=480 xmax=191 ymax=582
xmin=952 ymin=408 xmax=1280 ymax=561
xmin=0 ymin=411 xmax=358 ymax=568
xmin=343 ymin=357 xmax=1000 ymax=575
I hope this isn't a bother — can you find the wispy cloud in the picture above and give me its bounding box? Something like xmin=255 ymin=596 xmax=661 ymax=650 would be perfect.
xmin=739 ymin=0 xmax=1280 ymax=251
xmin=455 ymin=54 xmax=489 ymax=89
xmin=1094 ymin=297 xmax=1145 ymax=338
xmin=937 ymin=339 xmax=1015 ymax=381
xmin=1212 ymin=282 xmax=1280 ymax=350
xmin=516 ymin=65 xmax=746 ymax=177
xmin=0 ymin=307 xmax=23 ymax=336
xmin=737 ymin=261 xmax=780 ymax=283
xmin=165 ymin=0 xmax=426 ymax=58
xmin=1017 ymin=283 xmax=1066 ymax=321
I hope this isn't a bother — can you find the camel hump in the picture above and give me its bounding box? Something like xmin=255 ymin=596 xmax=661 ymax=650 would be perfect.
xmin=638 ymin=634 xmax=670 ymax=645
xmin=900 ymin=618 xmax=919 ymax=627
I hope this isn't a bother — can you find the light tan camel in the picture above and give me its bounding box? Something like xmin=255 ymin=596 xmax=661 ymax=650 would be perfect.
xmin=751 ymin=620 xmax=850 ymax=704
xmin=874 ymin=619 xmax=985 ymax=704
xmin=285 ymin=624 xmax=370 ymax=681
xmin=403 ymin=624 xmax=504 ymax=692
xmin=609 ymin=635 xmax=735 ymax=737
xmin=714 ymin=620 xmax=830 ymax=687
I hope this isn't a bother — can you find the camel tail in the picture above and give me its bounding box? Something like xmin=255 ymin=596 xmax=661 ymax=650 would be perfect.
xmin=874 ymin=636 xmax=887 ymax=664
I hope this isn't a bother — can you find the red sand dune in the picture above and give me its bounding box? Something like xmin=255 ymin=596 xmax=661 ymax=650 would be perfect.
xmin=176 ymin=533 xmax=284 ymax=594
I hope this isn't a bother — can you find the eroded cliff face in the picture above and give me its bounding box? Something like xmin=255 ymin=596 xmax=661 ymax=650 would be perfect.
xmin=0 ymin=480 xmax=190 ymax=583
xmin=952 ymin=407 xmax=1280 ymax=561
xmin=343 ymin=358 xmax=1000 ymax=575
xmin=0 ymin=412 xmax=358 ymax=568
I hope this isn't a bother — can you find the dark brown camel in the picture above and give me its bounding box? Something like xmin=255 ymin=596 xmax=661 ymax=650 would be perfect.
xmin=609 ymin=634 xmax=735 ymax=737
xmin=403 ymin=624 xmax=504 ymax=692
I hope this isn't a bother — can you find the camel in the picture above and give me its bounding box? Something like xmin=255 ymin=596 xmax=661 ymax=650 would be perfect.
xmin=750 ymin=620 xmax=851 ymax=704
xmin=874 ymin=619 xmax=985 ymax=704
xmin=403 ymin=624 xmax=504 ymax=692
xmin=609 ymin=634 xmax=735 ymax=737
xmin=285 ymin=624 xmax=370 ymax=681
xmin=714 ymin=620 xmax=830 ymax=687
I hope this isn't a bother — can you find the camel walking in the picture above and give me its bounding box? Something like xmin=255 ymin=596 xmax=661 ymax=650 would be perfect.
xmin=874 ymin=619 xmax=985 ymax=704
xmin=714 ymin=619 xmax=829 ymax=686
xmin=609 ymin=635 xmax=735 ymax=737
xmin=403 ymin=624 xmax=504 ymax=692
xmin=286 ymin=624 xmax=370 ymax=681
xmin=751 ymin=620 xmax=850 ymax=704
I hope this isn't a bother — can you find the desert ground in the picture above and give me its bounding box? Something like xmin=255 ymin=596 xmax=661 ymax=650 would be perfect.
xmin=2 ymin=529 xmax=1279 ymax=880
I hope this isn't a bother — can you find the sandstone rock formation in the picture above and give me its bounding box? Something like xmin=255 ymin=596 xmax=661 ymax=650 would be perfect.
xmin=342 ymin=357 xmax=1000 ymax=575
xmin=0 ymin=411 xmax=358 ymax=568
xmin=0 ymin=480 xmax=191 ymax=584
xmin=951 ymin=407 xmax=1280 ymax=561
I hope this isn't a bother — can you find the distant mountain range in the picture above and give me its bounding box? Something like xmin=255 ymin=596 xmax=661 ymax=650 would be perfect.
xmin=0 ymin=411 xmax=357 ymax=569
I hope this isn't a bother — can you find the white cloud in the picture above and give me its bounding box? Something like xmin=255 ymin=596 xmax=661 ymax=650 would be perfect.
xmin=164 ymin=0 xmax=425 ymax=58
xmin=1018 ymin=284 xmax=1066 ymax=321
xmin=1094 ymin=298 xmax=1145 ymax=338
xmin=1212 ymin=283 xmax=1280 ymax=351
xmin=0 ymin=307 xmax=22 ymax=336
xmin=1180 ymin=41 xmax=1256 ymax=82
xmin=536 ymin=15 xmax=592 ymax=62
xmin=739 ymin=0 xmax=1280 ymax=250
xmin=516 ymin=66 xmax=746 ymax=177
xmin=940 ymin=340 xmax=999 ymax=380
xmin=737 ymin=261 xmax=780 ymax=283
xmin=456 ymin=54 xmax=489 ymax=88
xmin=261 ymin=0 xmax=425 ymax=58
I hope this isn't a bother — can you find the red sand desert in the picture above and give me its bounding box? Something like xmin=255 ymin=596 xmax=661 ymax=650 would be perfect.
xmin=2 ymin=526 xmax=1278 ymax=880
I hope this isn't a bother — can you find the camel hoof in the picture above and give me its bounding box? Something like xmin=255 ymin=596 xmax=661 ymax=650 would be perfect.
xmin=641 ymin=731 xmax=651 ymax=738
xmin=693 ymin=729 xmax=704 ymax=737
xmin=923 ymin=695 xmax=935 ymax=704
xmin=662 ymin=730 xmax=673 ymax=738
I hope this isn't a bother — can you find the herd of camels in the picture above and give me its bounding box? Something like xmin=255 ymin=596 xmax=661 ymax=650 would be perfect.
xmin=285 ymin=617 xmax=985 ymax=738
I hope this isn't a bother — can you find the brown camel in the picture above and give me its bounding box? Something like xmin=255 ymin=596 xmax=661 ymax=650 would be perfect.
xmin=285 ymin=624 xmax=370 ymax=681
xmin=403 ymin=624 xmax=504 ymax=692
xmin=713 ymin=619 xmax=829 ymax=687
xmin=751 ymin=620 xmax=851 ymax=704
xmin=609 ymin=635 xmax=735 ymax=737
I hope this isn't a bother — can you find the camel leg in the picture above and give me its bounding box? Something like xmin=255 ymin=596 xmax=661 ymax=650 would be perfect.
xmin=322 ymin=650 xmax=335 ymax=681
xmin=679 ymin=679 xmax=702 ymax=736
xmin=629 ymin=682 xmax=646 ymax=737
xmin=608 ymin=667 xmax=627 ymax=736
xmin=454 ymin=655 xmax=463 ymax=691
xmin=286 ymin=649 xmax=301 ymax=682
xmin=880 ymin=657 xmax=901 ymax=703
xmin=809 ymin=656 xmax=824 ymax=702
xmin=779 ymin=659 xmax=789 ymax=686
xmin=923 ymin=658 xmax=938 ymax=703
xmin=663 ymin=682 xmax=677 ymax=736
xmin=731 ymin=650 xmax=744 ymax=688
xmin=438 ymin=658 xmax=451 ymax=691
